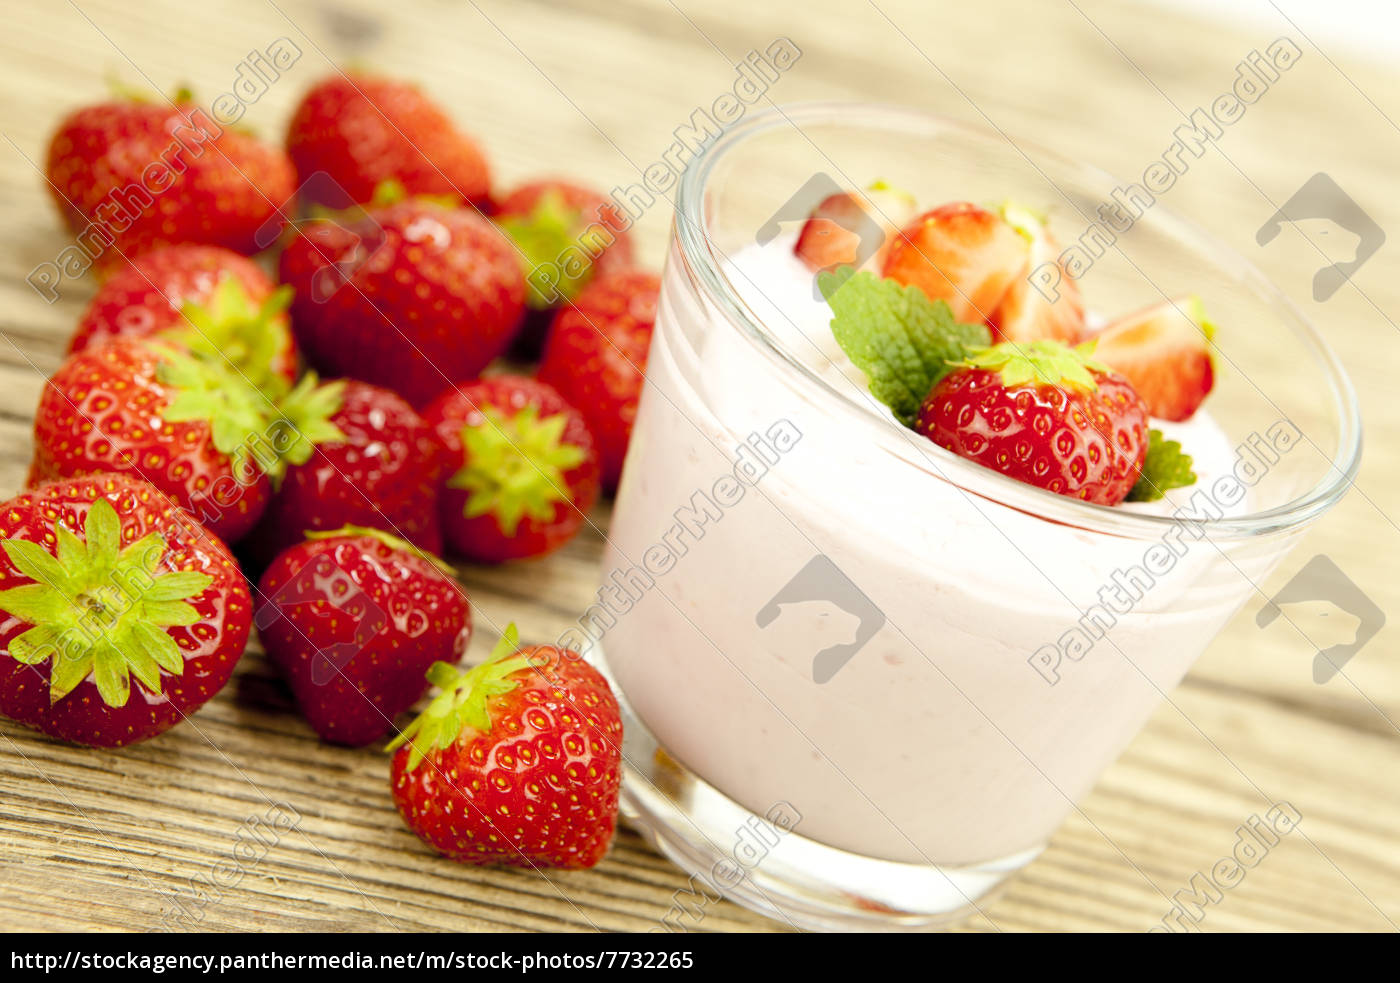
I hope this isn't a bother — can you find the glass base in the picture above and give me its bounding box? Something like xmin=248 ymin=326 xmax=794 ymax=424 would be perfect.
xmin=592 ymin=644 xmax=1042 ymax=932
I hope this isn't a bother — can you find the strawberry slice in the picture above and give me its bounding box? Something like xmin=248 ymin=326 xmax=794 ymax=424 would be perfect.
xmin=988 ymin=204 xmax=1086 ymax=345
xmin=794 ymin=183 xmax=916 ymax=276
xmin=1090 ymin=296 xmax=1216 ymax=422
xmin=881 ymin=202 xmax=1028 ymax=324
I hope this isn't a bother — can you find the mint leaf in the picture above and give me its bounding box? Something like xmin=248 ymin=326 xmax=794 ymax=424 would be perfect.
xmin=1127 ymin=429 xmax=1197 ymax=502
xmin=820 ymin=269 xmax=991 ymax=426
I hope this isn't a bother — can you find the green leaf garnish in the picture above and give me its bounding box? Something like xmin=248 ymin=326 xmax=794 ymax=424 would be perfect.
xmin=447 ymin=403 xmax=587 ymax=536
xmin=820 ymin=268 xmax=991 ymax=426
xmin=1126 ymin=429 xmax=1198 ymax=502
xmin=0 ymin=498 xmax=213 ymax=707
xmin=386 ymin=624 xmax=531 ymax=772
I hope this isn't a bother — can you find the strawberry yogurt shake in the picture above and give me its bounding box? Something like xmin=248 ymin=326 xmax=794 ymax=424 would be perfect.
xmin=595 ymin=106 xmax=1359 ymax=930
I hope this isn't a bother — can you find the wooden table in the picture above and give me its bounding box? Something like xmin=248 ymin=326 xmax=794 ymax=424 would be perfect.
xmin=0 ymin=0 xmax=1396 ymax=933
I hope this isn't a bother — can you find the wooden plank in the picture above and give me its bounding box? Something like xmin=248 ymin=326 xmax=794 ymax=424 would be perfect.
xmin=0 ymin=0 xmax=1396 ymax=933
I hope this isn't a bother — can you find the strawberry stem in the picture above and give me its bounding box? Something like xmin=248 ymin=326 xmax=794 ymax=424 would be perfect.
xmin=447 ymin=403 xmax=586 ymax=536
xmin=387 ymin=625 xmax=532 ymax=772
xmin=960 ymin=339 xmax=1110 ymax=392
xmin=497 ymin=190 xmax=591 ymax=308
xmin=168 ymin=277 xmax=293 ymax=397
xmin=0 ymin=499 xmax=212 ymax=708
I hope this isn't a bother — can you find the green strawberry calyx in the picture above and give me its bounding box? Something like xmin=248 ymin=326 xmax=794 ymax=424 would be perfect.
xmin=0 ymin=498 xmax=212 ymax=708
xmin=105 ymin=77 xmax=195 ymax=105
xmin=387 ymin=624 xmax=532 ymax=772
xmin=167 ymin=277 xmax=293 ymax=397
xmin=156 ymin=345 xmax=282 ymax=479
xmin=997 ymin=200 xmax=1050 ymax=242
xmin=957 ymin=339 xmax=1111 ymax=393
xmin=154 ymin=345 xmax=346 ymax=487
xmin=448 ymin=403 xmax=587 ymax=536
xmin=263 ymin=372 xmax=348 ymax=484
xmin=304 ymin=524 xmax=456 ymax=577
xmin=496 ymin=190 xmax=591 ymax=309
xmin=304 ymin=179 xmax=456 ymax=231
xmin=820 ymin=267 xmax=991 ymax=426
xmin=369 ymin=179 xmax=457 ymax=210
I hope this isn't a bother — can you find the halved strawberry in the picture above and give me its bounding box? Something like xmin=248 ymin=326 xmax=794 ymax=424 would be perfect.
xmin=881 ymin=202 xmax=1028 ymax=325
xmin=988 ymin=204 xmax=1086 ymax=345
xmin=1090 ymin=296 xmax=1215 ymax=422
xmin=794 ymin=183 xmax=917 ymax=276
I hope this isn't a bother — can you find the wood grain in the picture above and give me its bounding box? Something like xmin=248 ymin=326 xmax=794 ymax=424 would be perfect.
xmin=0 ymin=0 xmax=1397 ymax=933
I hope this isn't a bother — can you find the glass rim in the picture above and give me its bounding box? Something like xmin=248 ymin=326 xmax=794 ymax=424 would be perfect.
xmin=673 ymin=101 xmax=1363 ymax=543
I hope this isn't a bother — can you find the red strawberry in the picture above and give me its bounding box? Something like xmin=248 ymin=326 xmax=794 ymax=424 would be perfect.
xmin=882 ymin=202 xmax=1028 ymax=324
xmin=46 ymin=95 xmax=294 ymax=274
xmin=537 ymin=271 xmax=658 ymax=492
xmin=496 ymin=179 xmax=634 ymax=305
xmin=30 ymin=339 xmax=341 ymax=543
xmin=0 ymin=475 xmax=251 ymax=747
xmin=1089 ymin=297 xmax=1215 ymax=422
xmin=423 ymin=376 xmax=600 ymax=563
xmin=243 ymin=379 xmax=451 ymax=568
xmin=388 ymin=624 xmax=622 ymax=868
xmin=794 ymin=183 xmax=917 ymax=276
xmin=280 ymin=199 xmax=525 ymax=405
xmin=917 ymin=340 xmax=1149 ymax=505
xmin=496 ymin=179 xmax=636 ymax=359
xmin=69 ymin=244 xmax=297 ymax=392
xmin=988 ymin=204 xmax=1086 ymax=345
xmin=285 ymin=73 xmax=490 ymax=208
xmin=255 ymin=526 xmax=470 ymax=747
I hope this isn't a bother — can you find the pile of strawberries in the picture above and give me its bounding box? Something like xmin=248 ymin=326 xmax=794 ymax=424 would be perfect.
xmin=1 ymin=74 xmax=652 ymax=870
xmin=797 ymin=188 xmax=1217 ymax=505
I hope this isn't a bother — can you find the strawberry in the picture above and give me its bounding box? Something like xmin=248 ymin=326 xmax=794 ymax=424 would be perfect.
xmin=388 ymin=624 xmax=622 ymax=868
xmin=30 ymin=339 xmax=342 ymax=543
xmin=255 ymin=526 xmax=470 ymax=747
xmin=496 ymin=179 xmax=635 ymax=358
xmin=69 ymin=244 xmax=297 ymax=392
xmin=988 ymin=204 xmax=1086 ymax=345
xmin=537 ymin=271 xmax=658 ymax=492
xmin=881 ymin=202 xmax=1028 ymax=324
xmin=46 ymin=94 xmax=295 ymax=274
xmin=1089 ymin=297 xmax=1216 ymax=422
xmin=423 ymin=376 xmax=600 ymax=563
xmin=242 ymin=379 xmax=451 ymax=568
xmin=917 ymin=340 xmax=1149 ymax=505
xmin=496 ymin=179 xmax=634 ymax=306
xmin=280 ymin=199 xmax=525 ymax=406
xmin=285 ymin=73 xmax=490 ymax=208
xmin=794 ymin=183 xmax=917 ymax=277
xmin=0 ymin=475 xmax=251 ymax=747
